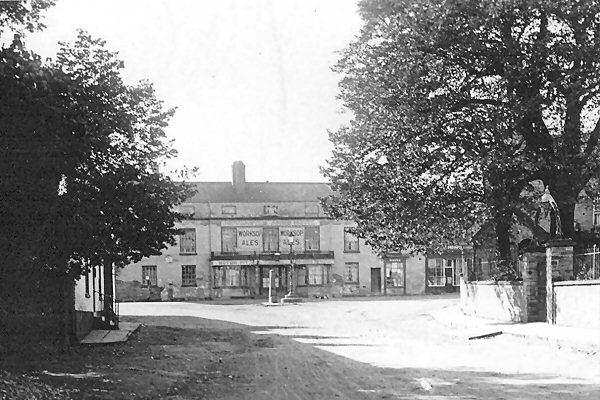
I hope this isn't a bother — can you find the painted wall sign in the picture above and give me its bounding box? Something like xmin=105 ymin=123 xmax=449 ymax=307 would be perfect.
xmin=279 ymin=227 xmax=305 ymax=251
xmin=236 ymin=227 xmax=263 ymax=252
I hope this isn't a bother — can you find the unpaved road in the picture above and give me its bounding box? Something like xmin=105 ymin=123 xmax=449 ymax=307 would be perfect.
xmin=2 ymin=295 xmax=598 ymax=399
xmin=117 ymin=295 xmax=600 ymax=399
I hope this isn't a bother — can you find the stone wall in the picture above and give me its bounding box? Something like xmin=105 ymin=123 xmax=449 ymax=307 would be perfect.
xmin=553 ymin=281 xmax=600 ymax=330
xmin=460 ymin=279 xmax=526 ymax=322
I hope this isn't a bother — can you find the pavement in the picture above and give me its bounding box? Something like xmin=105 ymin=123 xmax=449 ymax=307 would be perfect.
xmin=80 ymin=321 xmax=140 ymax=344
xmin=431 ymin=304 xmax=600 ymax=354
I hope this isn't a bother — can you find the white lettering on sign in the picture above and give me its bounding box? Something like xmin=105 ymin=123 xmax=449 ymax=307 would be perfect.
xmin=279 ymin=227 xmax=305 ymax=251
xmin=237 ymin=227 xmax=263 ymax=251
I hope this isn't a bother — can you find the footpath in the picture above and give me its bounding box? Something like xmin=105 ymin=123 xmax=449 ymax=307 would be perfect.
xmin=432 ymin=304 xmax=600 ymax=354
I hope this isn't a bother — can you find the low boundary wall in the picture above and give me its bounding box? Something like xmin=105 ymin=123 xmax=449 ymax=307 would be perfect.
xmin=553 ymin=280 xmax=600 ymax=330
xmin=460 ymin=279 xmax=526 ymax=322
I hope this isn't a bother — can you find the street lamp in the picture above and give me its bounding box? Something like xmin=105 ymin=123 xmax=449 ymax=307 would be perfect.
xmin=287 ymin=233 xmax=295 ymax=297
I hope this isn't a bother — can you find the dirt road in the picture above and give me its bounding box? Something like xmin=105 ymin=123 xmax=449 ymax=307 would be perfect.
xmin=2 ymin=295 xmax=599 ymax=399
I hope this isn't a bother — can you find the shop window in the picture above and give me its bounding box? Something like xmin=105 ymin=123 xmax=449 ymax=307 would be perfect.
xmin=263 ymin=227 xmax=279 ymax=252
xmin=295 ymin=266 xmax=307 ymax=286
xmin=181 ymin=265 xmax=196 ymax=287
xmin=344 ymin=262 xmax=359 ymax=284
xmin=221 ymin=227 xmax=237 ymax=253
xmin=386 ymin=261 xmax=405 ymax=287
xmin=304 ymin=226 xmax=320 ymax=251
xmin=222 ymin=205 xmax=236 ymax=215
xmin=428 ymin=259 xmax=444 ymax=286
xmin=308 ymin=265 xmax=329 ymax=285
xmin=213 ymin=266 xmax=249 ymax=287
xmin=344 ymin=228 xmax=359 ymax=252
xmin=142 ymin=265 xmax=157 ymax=287
xmin=179 ymin=228 xmax=196 ymax=254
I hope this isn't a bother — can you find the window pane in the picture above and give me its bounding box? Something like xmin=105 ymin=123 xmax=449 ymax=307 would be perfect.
xmin=222 ymin=228 xmax=237 ymax=252
xmin=344 ymin=262 xmax=359 ymax=283
xmin=180 ymin=229 xmax=196 ymax=254
xmin=142 ymin=265 xmax=157 ymax=286
xmin=308 ymin=265 xmax=326 ymax=285
xmin=304 ymin=226 xmax=320 ymax=251
xmin=263 ymin=228 xmax=279 ymax=252
xmin=182 ymin=265 xmax=196 ymax=286
xmin=344 ymin=228 xmax=359 ymax=252
xmin=387 ymin=262 xmax=404 ymax=287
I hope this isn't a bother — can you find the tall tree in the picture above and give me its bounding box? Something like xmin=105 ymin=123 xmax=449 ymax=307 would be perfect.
xmin=0 ymin=29 xmax=192 ymax=345
xmin=323 ymin=0 xmax=600 ymax=260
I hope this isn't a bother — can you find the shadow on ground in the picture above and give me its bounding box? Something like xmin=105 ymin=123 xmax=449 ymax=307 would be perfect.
xmin=1 ymin=315 xmax=598 ymax=400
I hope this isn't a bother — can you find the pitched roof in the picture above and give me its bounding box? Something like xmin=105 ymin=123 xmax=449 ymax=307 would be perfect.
xmin=185 ymin=181 xmax=334 ymax=203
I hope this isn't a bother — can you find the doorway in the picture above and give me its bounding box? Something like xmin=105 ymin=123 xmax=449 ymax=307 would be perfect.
xmin=259 ymin=266 xmax=288 ymax=297
xmin=371 ymin=268 xmax=381 ymax=293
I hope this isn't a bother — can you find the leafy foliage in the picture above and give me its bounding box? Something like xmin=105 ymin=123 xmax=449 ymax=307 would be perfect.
xmin=323 ymin=0 xmax=600 ymax=258
xmin=0 ymin=31 xmax=192 ymax=288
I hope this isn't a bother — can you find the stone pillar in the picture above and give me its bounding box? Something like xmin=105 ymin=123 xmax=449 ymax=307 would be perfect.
xmin=545 ymin=240 xmax=574 ymax=324
xmin=520 ymin=249 xmax=546 ymax=322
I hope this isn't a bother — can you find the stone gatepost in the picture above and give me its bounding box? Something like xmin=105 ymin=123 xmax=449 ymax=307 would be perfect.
xmin=545 ymin=240 xmax=575 ymax=324
xmin=520 ymin=248 xmax=546 ymax=322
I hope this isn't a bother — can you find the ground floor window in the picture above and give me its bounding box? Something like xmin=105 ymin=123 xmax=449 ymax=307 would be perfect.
xmin=344 ymin=262 xmax=359 ymax=284
xmin=142 ymin=265 xmax=157 ymax=287
xmin=386 ymin=261 xmax=405 ymax=287
xmin=295 ymin=265 xmax=330 ymax=286
xmin=181 ymin=265 xmax=196 ymax=287
xmin=428 ymin=258 xmax=460 ymax=286
xmin=213 ymin=266 xmax=249 ymax=287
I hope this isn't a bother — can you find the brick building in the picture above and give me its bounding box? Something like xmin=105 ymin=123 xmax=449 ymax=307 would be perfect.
xmin=116 ymin=161 xmax=428 ymax=301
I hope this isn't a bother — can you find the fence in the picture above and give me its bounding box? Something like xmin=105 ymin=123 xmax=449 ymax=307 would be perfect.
xmin=573 ymin=246 xmax=600 ymax=280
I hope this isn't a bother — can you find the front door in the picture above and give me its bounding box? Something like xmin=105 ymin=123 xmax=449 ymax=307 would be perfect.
xmin=259 ymin=266 xmax=288 ymax=296
xmin=371 ymin=268 xmax=381 ymax=293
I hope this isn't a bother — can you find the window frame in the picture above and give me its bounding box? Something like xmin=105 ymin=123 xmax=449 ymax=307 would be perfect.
xmin=222 ymin=205 xmax=237 ymax=215
xmin=213 ymin=266 xmax=249 ymax=288
xmin=344 ymin=262 xmax=359 ymax=284
xmin=221 ymin=227 xmax=237 ymax=253
xmin=181 ymin=265 xmax=197 ymax=287
xmin=179 ymin=228 xmax=196 ymax=255
xmin=142 ymin=265 xmax=158 ymax=287
xmin=343 ymin=228 xmax=360 ymax=253
xmin=386 ymin=260 xmax=405 ymax=287
xmin=304 ymin=226 xmax=320 ymax=251
xmin=263 ymin=227 xmax=279 ymax=252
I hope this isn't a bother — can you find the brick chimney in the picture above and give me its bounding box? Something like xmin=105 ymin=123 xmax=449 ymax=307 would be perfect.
xmin=232 ymin=161 xmax=246 ymax=194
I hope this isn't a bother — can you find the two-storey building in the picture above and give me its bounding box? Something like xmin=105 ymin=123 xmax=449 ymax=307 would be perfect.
xmin=116 ymin=161 xmax=427 ymax=301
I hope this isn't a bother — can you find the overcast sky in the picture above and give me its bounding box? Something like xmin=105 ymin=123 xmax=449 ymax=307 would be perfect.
xmin=27 ymin=0 xmax=363 ymax=182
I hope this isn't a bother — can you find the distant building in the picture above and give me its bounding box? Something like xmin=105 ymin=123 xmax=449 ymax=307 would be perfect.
xmin=116 ymin=161 xmax=431 ymax=301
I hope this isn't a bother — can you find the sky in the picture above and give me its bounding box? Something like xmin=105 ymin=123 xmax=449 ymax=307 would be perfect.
xmin=27 ymin=0 xmax=363 ymax=183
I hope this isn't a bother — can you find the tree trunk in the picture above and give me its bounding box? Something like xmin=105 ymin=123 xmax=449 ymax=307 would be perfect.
xmin=61 ymin=277 xmax=75 ymax=351
xmin=494 ymin=211 xmax=513 ymax=264
xmin=558 ymin=200 xmax=576 ymax=239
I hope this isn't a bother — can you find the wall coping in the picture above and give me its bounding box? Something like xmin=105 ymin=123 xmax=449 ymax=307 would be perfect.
xmin=464 ymin=280 xmax=523 ymax=286
xmin=553 ymin=279 xmax=600 ymax=287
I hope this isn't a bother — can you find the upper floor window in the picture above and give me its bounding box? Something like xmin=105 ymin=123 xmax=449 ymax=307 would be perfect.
xmin=304 ymin=226 xmax=320 ymax=251
xmin=264 ymin=205 xmax=279 ymax=216
xmin=221 ymin=227 xmax=237 ymax=253
xmin=263 ymin=227 xmax=279 ymax=252
xmin=179 ymin=228 xmax=196 ymax=254
xmin=222 ymin=205 xmax=236 ymax=215
xmin=179 ymin=205 xmax=195 ymax=217
xmin=344 ymin=228 xmax=359 ymax=252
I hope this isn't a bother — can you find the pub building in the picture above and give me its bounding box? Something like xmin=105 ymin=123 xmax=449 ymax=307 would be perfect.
xmin=116 ymin=161 xmax=443 ymax=301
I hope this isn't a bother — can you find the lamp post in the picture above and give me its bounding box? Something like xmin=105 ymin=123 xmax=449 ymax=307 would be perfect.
xmin=287 ymin=233 xmax=295 ymax=297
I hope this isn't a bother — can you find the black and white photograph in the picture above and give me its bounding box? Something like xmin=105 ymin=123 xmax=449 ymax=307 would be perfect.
xmin=1 ymin=0 xmax=599 ymax=399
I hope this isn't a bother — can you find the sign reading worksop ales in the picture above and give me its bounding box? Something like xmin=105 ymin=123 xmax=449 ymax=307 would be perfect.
xmin=279 ymin=227 xmax=305 ymax=252
xmin=236 ymin=227 xmax=263 ymax=252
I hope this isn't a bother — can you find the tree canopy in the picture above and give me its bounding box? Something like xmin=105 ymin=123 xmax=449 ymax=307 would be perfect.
xmin=0 ymin=27 xmax=192 ymax=301
xmin=323 ymin=0 xmax=600 ymax=259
